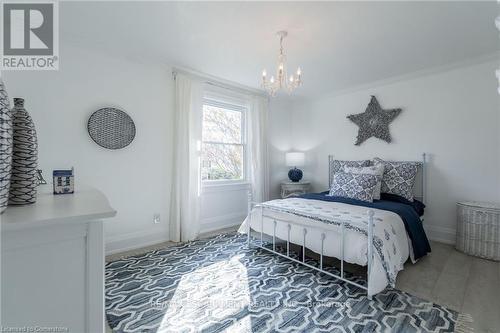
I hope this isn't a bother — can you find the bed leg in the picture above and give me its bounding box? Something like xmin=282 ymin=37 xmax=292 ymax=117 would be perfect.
xmin=247 ymin=189 xmax=252 ymax=247
xmin=287 ymin=224 xmax=291 ymax=257
xmin=341 ymin=220 xmax=345 ymax=279
xmin=320 ymin=233 xmax=325 ymax=270
xmin=247 ymin=219 xmax=251 ymax=247
xmin=302 ymin=228 xmax=307 ymax=263
xmin=367 ymin=210 xmax=375 ymax=300
xmin=260 ymin=206 xmax=264 ymax=245
xmin=273 ymin=220 xmax=277 ymax=251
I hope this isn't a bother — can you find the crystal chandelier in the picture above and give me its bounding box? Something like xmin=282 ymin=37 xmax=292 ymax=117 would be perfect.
xmin=261 ymin=31 xmax=302 ymax=97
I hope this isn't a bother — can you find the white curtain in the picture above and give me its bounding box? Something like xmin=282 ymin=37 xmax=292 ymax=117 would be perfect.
xmin=248 ymin=95 xmax=270 ymax=203
xmin=169 ymin=73 xmax=203 ymax=242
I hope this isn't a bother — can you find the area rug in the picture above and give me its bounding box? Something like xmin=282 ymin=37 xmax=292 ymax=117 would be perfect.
xmin=106 ymin=233 xmax=472 ymax=332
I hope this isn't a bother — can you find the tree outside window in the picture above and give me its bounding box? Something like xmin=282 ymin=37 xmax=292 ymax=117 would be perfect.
xmin=201 ymin=102 xmax=246 ymax=181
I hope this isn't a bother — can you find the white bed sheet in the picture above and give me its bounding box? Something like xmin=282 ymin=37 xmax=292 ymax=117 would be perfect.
xmin=238 ymin=198 xmax=410 ymax=296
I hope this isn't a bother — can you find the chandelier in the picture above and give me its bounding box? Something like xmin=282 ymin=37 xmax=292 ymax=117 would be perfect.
xmin=261 ymin=31 xmax=302 ymax=97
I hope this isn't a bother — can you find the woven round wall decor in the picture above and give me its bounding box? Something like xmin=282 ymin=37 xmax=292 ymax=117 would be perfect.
xmin=87 ymin=108 xmax=136 ymax=150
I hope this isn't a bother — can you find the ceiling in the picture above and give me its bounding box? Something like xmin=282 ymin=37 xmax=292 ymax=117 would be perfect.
xmin=61 ymin=1 xmax=499 ymax=98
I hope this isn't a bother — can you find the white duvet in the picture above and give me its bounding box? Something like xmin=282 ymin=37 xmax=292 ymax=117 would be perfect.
xmin=238 ymin=198 xmax=410 ymax=296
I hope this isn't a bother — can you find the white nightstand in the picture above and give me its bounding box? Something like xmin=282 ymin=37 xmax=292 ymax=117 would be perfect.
xmin=280 ymin=181 xmax=311 ymax=199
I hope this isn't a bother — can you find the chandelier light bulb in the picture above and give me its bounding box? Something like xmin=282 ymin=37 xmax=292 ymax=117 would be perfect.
xmin=297 ymin=67 xmax=301 ymax=76
xmin=289 ymin=75 xmax=294 ymax=82
xmin=496 ymin=16 xmax=500 ymax=31
xmin=270 ymin=76 xmax=275 ymax=83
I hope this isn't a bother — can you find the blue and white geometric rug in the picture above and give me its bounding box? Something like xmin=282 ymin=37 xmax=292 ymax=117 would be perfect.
xmin=106 ymin=233 xmax=471 ymax=332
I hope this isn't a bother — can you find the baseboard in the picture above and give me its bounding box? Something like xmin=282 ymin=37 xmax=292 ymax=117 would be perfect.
xmin=105 ymin=219 xmax=455 ymax=254
xmin=105 ymin=229 xmax=169 ymax=255
xmin=105 ymin=213 xmax=246 ymax=255
xmin=200 ymin=212 xmax=247 ymax=234
xmin=424 ymin=225 xmax=456 ymax=245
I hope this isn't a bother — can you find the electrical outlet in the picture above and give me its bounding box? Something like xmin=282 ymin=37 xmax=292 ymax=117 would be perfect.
xmin=153 ymin=214 xmax=161 ymax=224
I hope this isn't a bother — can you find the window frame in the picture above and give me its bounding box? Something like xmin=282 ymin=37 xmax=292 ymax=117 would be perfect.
xmin=201 ymin=96 xmax=249 ymax=186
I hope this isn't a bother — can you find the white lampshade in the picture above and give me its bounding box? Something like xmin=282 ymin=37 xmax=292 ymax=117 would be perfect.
xmin=286 ymin=152 xmax=305 ymax=167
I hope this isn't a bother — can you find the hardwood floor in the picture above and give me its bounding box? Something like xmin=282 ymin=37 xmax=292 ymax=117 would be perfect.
xmin=106 ymin=235 xmax=500 ymax=332
xmin=396 ymin=241 xmax=500 ymax=333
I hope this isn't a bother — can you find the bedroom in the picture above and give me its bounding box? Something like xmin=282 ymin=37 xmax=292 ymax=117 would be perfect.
xmin=0 ymin=1 xmax=499 ymax=332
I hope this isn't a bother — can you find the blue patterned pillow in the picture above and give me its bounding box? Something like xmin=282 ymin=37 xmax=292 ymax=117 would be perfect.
xmin=373 ymin=158 xmax=419 ymax=201
xmin=328 ymin=172 xmax=381 ymax=203
xmin=331 ymin=160 xmax=371 ymax=174
xmin=329 ymin=159 xmax=371 ymax=185
xmin=344 ymin=164 xmax=385 ymax=200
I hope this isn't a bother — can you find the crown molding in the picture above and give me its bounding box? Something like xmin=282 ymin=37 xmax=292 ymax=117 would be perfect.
xmin=320 ymin=51 xmax=500 ymax=99
xmin=172 ymin=66 xmax=267 ymax=98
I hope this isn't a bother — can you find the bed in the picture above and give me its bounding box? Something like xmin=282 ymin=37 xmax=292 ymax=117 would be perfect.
xmin=239 ymin=154 xmax=431 ymax=298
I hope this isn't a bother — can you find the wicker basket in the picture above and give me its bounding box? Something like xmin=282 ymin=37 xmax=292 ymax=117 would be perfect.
xmin=456 ymin=201 xmax=500 ymax=261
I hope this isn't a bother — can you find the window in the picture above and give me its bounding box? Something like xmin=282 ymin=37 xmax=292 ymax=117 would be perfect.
xmin=201 ymin=98 xmax=247 ymax=182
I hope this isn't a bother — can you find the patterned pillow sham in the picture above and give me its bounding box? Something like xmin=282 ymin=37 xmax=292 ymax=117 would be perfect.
xmin=344 ymin=164 xmax=385 ymax=200
xmin=328 ymin=172 xmax=381 ymax=203
xmin=330 ymin=159 xmax=371 ymax=183
xmin=373 ymin=157 xmax=419 ymax=202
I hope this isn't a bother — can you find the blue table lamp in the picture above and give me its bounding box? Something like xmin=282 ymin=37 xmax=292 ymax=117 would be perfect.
xmin=286 ymin=152 xmax=305 ymax=182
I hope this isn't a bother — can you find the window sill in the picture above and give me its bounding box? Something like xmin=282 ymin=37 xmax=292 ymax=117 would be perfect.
xmin=202 ymin=182 xmax=250 ymax=193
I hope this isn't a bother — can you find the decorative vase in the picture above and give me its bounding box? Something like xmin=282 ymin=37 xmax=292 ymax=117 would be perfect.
xmin=288 ymin=167 xmax=303 ymax=182
xmin=0 ymin=78 xmax=12 ymax=213
xmin=8 ymin=98 xmax=38 ymax=205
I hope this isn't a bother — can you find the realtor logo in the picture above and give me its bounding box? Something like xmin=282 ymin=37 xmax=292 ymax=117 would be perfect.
xmin=1 ymin=1 xmax=59 ymax=70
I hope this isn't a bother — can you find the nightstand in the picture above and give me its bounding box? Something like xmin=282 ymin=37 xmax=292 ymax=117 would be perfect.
xmin=280 ymin=181 xmax=311 ymax=199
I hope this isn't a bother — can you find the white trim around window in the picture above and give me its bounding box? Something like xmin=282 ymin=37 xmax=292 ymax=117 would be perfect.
xmin=201 ymin=86 xmax=251 ymax=186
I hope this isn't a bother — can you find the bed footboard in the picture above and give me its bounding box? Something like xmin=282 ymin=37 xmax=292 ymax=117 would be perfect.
xmin=246 ymin=195 xmax=376 ymax=300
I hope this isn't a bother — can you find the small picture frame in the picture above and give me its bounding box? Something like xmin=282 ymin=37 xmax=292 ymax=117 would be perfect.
xmin=53 ymin=168 xmax=75 ymax=194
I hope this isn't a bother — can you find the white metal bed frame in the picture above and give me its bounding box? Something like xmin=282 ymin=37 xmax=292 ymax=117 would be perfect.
xmin=246 ymin=153 xmax=427 ymax=299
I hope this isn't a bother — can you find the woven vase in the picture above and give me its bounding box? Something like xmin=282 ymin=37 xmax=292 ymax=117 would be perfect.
xmin=0 ymin=78 xmax=12 ymax=213
xmin=9 ymin=98 xmax=38 ymax=205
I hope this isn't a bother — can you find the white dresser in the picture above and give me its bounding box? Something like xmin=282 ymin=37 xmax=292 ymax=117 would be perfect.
xmin=1 ymin=187 xmax=116 ymax=332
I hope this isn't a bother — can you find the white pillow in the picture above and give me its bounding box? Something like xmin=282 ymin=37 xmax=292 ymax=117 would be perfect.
xmin=344 ymin=164 xmax=385 ymax=200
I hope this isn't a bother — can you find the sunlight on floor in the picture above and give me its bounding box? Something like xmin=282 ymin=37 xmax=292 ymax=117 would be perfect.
xmin=158 ymin=254 xmax=251 ymax=332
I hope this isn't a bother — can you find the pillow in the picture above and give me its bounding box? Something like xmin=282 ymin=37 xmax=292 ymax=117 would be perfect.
xmin=344 ymin=164 xmax=385 ymax=200
xmin=328 ymin=172 xmax=381 ymax=203
xmin=330 ymin=159 xmax=371 ymax=180
xmin=373 ymin=157 xmax=419 ymax=202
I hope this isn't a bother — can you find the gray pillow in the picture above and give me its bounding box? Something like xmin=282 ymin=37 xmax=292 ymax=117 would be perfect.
xmin=328 ymin=172 xmax=381 ymax=203
xmin=344 ymin=164 xmax=385 ymax=200
xmin=373 ymin=157 xmax=419 ymax=201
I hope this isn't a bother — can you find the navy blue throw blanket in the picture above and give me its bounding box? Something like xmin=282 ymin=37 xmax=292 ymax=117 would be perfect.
xmin=299 ymin=192 xmax=431 ymax=260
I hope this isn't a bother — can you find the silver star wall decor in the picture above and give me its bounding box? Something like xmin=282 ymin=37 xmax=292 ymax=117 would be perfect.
xmin=347 ymin=96 xmax=402 ymax=146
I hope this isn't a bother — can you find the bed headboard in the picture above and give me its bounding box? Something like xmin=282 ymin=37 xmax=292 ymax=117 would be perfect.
xmin=328 ymin=153 xmax=427 ymax=204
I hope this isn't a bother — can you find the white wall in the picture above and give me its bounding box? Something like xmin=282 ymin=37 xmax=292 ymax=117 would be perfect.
xmin=2 ymin=44 xmax=174 ymax=253
xmin=268 ymin=97 xmax=294 ymax=199
xmin=272 ymin=60 xmax=500 ymax=244
xmin=4 ymin=43 xmax=497 ymax=250
xmin=200 ymin=183 xmax=249 ymax=233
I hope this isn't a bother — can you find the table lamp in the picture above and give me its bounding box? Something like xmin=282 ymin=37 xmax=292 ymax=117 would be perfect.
xmin=285 ymin=152 xmax=305 ymax=182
